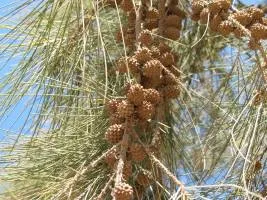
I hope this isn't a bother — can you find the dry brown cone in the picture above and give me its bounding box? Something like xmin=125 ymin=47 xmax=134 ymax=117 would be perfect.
xmin=161 ymin=85 xmax=180 ymax=99
xmin=233 ymin=27 xmax=245 ymax=38
xmin=162 ymin=72 xmax=178 ymax=85
xmin=261 ymin=17 xmax=267 ymax=26
xmin=112 ymin=182 xmax=133 ymax=200
xmin=247 ymin=7 xmax=264 ymax=21
xmin=142 ymin=76 xmax=162 ymax=89
xmin=105 ymin=148 xmax=119 ymax=168
xmin=110 ymin=112 xmax=125 ymax=125
xmin=160 ymin=52 xmax=175 ymax=67
xmin=144 ymin=19 xmax=159 ymax=30
xmin=191 ymin=13 xmax=201 ymax=21
xmin=158 ymin=42 xmax=171 ymax=54
xmin=127 ymin=84 xmax=145 ymax=106
xmin=163 ymin=27 xmax=180 ymax=40
xmin=138 ymin=29 xmax=153 ymax=46
xmin=135 ymin=47 xmax=152 ymax=64
xmin=192 ymin=0 xmax=207 ymax=15
xmin=217 ymin=20 xmax=234 ymax=36
xmin=146 ymin=7 xmax=159 ymax=20
xmin=136 ymin=172 xmax=152 ymax=187
xmin=137 ymin=101 xmax=155 ymax=120
xmin=117 ymin=56 xmax=140 ymax=74
xmin=210 ymin=14 xmax=223 ymax=32
xmin=220 ymin=0 xmax=231 ymax=10
xmin=130 ymin=143 xmax=146 ymax=162
xmin=117 ymin=100 xmax=135 ymax=118
xmin=164 ymin=15 xmax=182 ymax=29
xmin=199 ymin=7 xmax=210 ymax=24
xmin=208 ymin=1 xmax=222 ymax=15
xmin=248 ymin=39 xmax=260 ymax=50
xmin=143 ymin=59 xmax=163 ymax=78
xmin=144 ymin=88 xmax=161 ymax=104
xmin=150 ymin=46 xmax=161 ymax=59
xmin=231 ymin=11 xmax=252 ymax=26
xmin=249 ymin=23 xmax=267 ymax=40
xmin=105 ymin=124 xmax=124 ymax=144
xmin=120 ymin=0 xmax=134 ymax=12
xmin=106 ymin=99 xmax=121 ymax=115
xmin=122 ymin=161 xmax=133 ymax=181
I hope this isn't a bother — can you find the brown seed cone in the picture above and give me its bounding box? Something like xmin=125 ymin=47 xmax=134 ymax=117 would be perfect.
xmin=138 ymin=30 xmax=153 ymax=46
xmin=150 ymin=46 xmax=161 ymax=58
xmin=220 ymin=0 xmax=231 ymax=10
xmin=162 ymin=72 xmax=178 ymax=85
xmin=122 ymin=161 xmax=133 ymax=181
xmin=142 ymin=76 xmax=162 ymax=89
xmin=164 ymin=15 xmax=182 ymax=29
xmin=208 ymin=1 xmax=222 ymax=15
xmin=112 ymin=182 xmax=133 ymax=200
xmin=161 ymin=85 xmax=180 ymax=99
xmin=217 ymin=20 xmax=234 ymax=36
xmin=158 ymin=42 xmax=171 ymax=54
xmin=144 ymin=19 xmax=159 ymax=30
xmin=106 ymin=99 xmax=121 ymax=115
xmin=210 ymin=14 xmax=223 ymax=32
xmin=137 ymin=101 xmax=155 ymax=120
xmin=261 ymin=17 xmax=267 ymax=26
xmin=192 ymin=0 xmax=207 ymax=14
xmin=144 ymin=88 xmax=161 ymax=104
xmin=248 ymin=39 xmax=260 ymax=50
xmin=105 ymin=148 xmax=119 ymax=168
xmin=199 ymin=7 xmax=210 ymax=24
xmin=191 ymin=13 xmax=201 ymax=21
xmin=163 ymin=27 xmax=180 ymax=40
xmin=127 ymin=84 xmax=145 ymax=106
xmin=117 ymin=100 xmax=135 ymax=118
xmin=105 ymin=124 xmax=124 ymax=144
xmin=110 ymin=112 xmax=125 ymax=125
xmin=143 ymin=59 xmax=163 ymax=78
xmin=117 ymin=56 xmax=140 ymax=74
xmin=130 ymin=143 xmax=146 ymax=162
xmin=168 ymin=6 xmax=187 ymax=19
xmin=247 ymin=7 xmax=264 ymax=21
xmin=231 ymin=11 xmax=252 ymax=26
xmin=160 ymin=52 xmax=175 ymax=66
xmin=135 ymin=47 xmax=152 ymax=64
xmin=120 ymin=0 xmax=134 ymax=12
xmin=146 ymin=7 xmax=159 ymax=20
xmin=249 ymin=23 xmax=267 ymax=40
xmin=233 ymin=27 xmax=245 ymax=38
xmin=136 ymin=172 xmax=151 ymax=187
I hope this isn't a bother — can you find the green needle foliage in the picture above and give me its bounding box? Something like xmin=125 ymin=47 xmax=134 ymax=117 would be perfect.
xmin=0 ymin=0 xmax=266 ymax=199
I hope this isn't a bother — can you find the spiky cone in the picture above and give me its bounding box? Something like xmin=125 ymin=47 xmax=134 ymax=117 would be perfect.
xmin=138 ymin=30 xmax=153 ymax=46
xmin=158 ymin=42 xmax=171 ymax=54
xmin=191 ymin=0 xmax=207 ymax=15
xmin=136 ymin=172 xmax=151 ymax=187
xmin=199 ymin=7 xmax=211 ymax=24
xmin=112 ymin=182 xmax=133 ymax=200
xmin=161 ymin=85 xmax=180 ymax=99
xmin=105 ymin=148 xmax=119 ymax=168
xmin=163 ymin=15 xmax=182 ymax=29
xmin=127 ymin=84 xmax=145 ymax=106
xmin=143 ymin=59 xmax=163 ymax=79
xmin=248 ymin=39 xmax=260 ymax=50
xmin=249 ymin=23 xmax=267 ymax=40
xmin=160 ymin=52 xmax=175 ymax=67
xmin=137 ymin=101 xmax=155 ymax=120
xmin=134 ymin=47 xmax=152 ymax=64
xmin=144 ymin=19 xmax=159 ymax=30
xmin=130 ymin=143 xmax=146 ymax=162
xmin=105 ymin=99 xmax=121 ymax=115
xmin=144 ymin=88 xmax=162 ymax=105
xmin=191 ymin=13 xmax=200 ymax=21
xmin=120 ymin=0 xmax=134 ymax=12
xmin=110 ymin=112 xmax=125 ymax=125
xmin=219 ymin=0 xmax=231 ymax=10
xmin=146 ymin=7 xmax=159 ymax=20
xmin=163 ymin=27 xmax=180 ymax=40
xmin=231 ymin=11 xmax=252 ymax=26
xmin=105 ymin=124 xmax=124 ymax=144
xmin=117 ymin=56 xmax=140 ymax=74
xmin=217 ymin=20 xmax=234 ymax=36
xmin=208 ymin=1 xmax=222 ymax=15
xmin=162 ymin=72 xmax=178 ymax=85
xmin=247 ymin=7 xmax=264 ymax=21
xmin=141 ymin=76 xmax=162 ymax=89
xmin=117 ymin=100 xmax=135 ymax=118
xmin=233 ymin=27 xmax=245 ymax=38
xmin=122 ymin=161 xmax=132 ymax=181
xmin=210 ymin=14 xmax=223 ymax=32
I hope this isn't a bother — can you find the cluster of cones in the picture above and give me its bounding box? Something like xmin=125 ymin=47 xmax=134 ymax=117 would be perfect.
xmin=100 ymin=0 xmax=185 ymax=199
xmin=191 ymin=0 xmax=267 ymax=49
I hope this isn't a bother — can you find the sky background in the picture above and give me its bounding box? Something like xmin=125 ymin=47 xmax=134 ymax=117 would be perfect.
xmin=0 ymin=0 xmax=264 ymax=141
